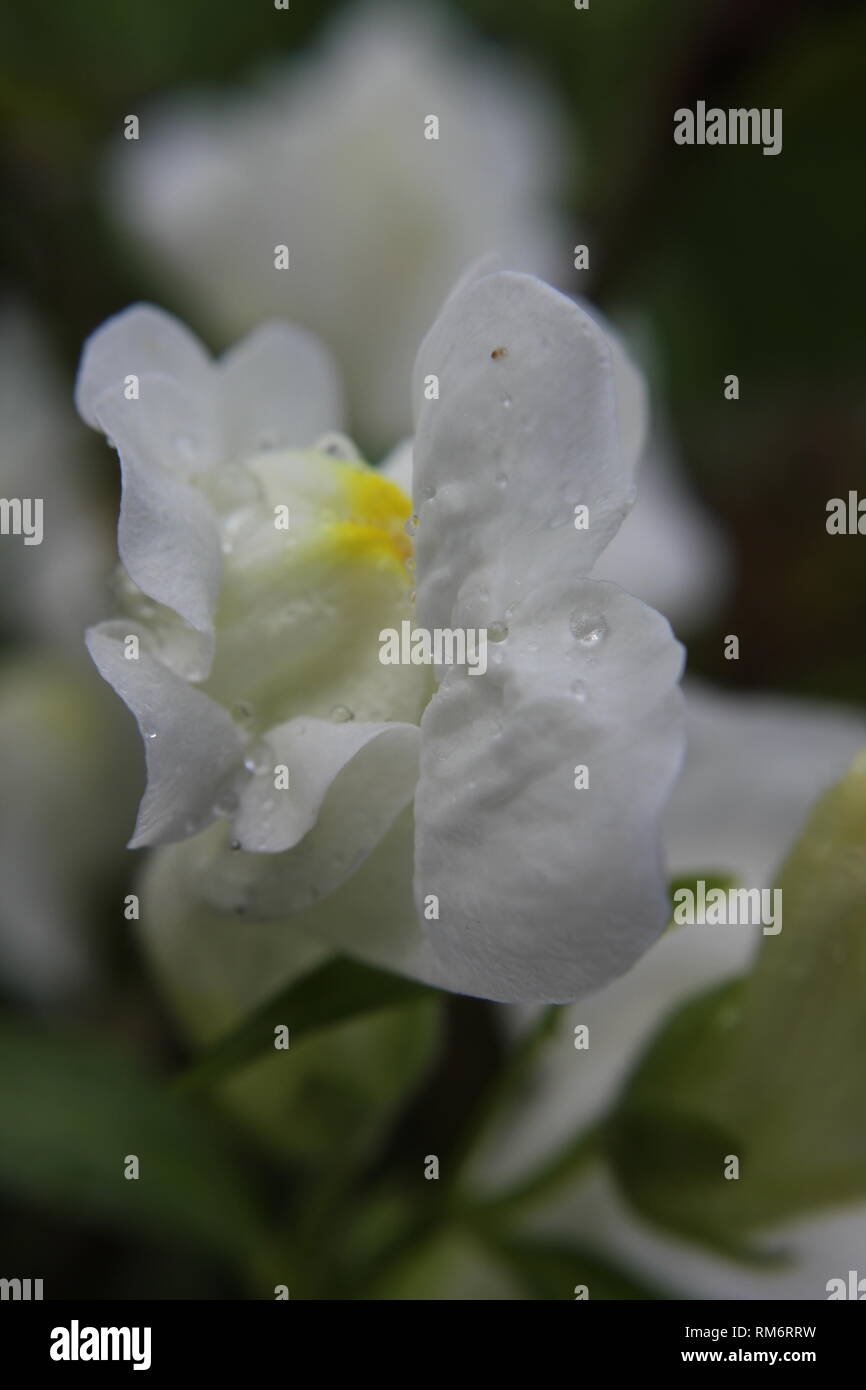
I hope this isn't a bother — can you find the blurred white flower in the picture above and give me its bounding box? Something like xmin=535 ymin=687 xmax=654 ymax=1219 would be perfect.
xmin=104 ymin=1 xmax=731 ymax=635
xmin=0 ymin=302 xmax=111 ymax=647
xmin=106 ymin=1 xmax=570 ymax=449
xmin=0 ymin=305 xmax=137 ymax=1001
xmin=472 ymin=683 xmax=866 ymax=1298
xmin=78 ymin=268 xmax=686 ymax=1004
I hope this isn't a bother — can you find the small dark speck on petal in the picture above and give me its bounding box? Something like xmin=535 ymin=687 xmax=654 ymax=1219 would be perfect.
xmin=491 ymin=346 xmax=508 ymax=360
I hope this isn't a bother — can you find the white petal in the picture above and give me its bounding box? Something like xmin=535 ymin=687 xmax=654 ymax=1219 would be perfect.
xmin=75 ymin=303 xmax=215 ymax=435
xmin=412 ymin=579 xmax=686 ymax=1003
xmin=411 ymin=271 xmax=632 ymax=636
xmin=105 ymin=6 xmax=569 ymax=444
xmin=595 ymin=429 xmax=731 ymax=630
xmin=198 ymin=720 xmax=420 ymax=914
xmin=218 ymin=322 xmax=344 ymax=458
xmin=379 ymin=437 xmax=414 ymax=495
xmin=88 ymin=382 xmax=222 ymax=640
xmin=86 ymin=621 xmax=242 ymax=848
xmin=232 ymin=717 xmax=420 ymax=854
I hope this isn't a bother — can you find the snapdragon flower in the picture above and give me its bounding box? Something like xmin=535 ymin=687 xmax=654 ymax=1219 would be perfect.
xmin=106 ymin=1 xmax=568 ymax=448
xmin=78 ymin=267 xmax=685 ymax=1004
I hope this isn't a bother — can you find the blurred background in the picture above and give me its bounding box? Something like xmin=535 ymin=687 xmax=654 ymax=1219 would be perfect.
xmin=0 ymin=0 xmax=864 ymax=1299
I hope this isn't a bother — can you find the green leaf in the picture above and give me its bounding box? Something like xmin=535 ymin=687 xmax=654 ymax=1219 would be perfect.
xmin=606 ymin=747 xmax=866 ymax=1255
xmin=174 ymin=955 xmax=436 ymax=1095
xmin=0 ymin=1018 xmax=269 ymax=1265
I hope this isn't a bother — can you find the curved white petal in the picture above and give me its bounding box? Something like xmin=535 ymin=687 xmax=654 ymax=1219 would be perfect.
xmin=198 ymin=720 xmax=420 ymax=915
xmin=232 ymin=717 xmax=420 ymax=854
xmin=86 ymin=621 xmax=242 ymax=848
xmin=75 ymin=303 xmax=215 ymax=437
xmin=218 ymin=321 xmax=344 ymax=458
xmin=411 ymin=271 xmax=633 ymax=636
xmin=605 ymin=321 xmax=648 ymax=477
xmin=76 ymin=307 xmax=223 ymax=638
xmin=595 ymin=431 xmax=731 ymax=631
xmin=86 ymin=382 xmax=222 ymax=640
xmin=412 ymin=579 xmax=686 ymax=1003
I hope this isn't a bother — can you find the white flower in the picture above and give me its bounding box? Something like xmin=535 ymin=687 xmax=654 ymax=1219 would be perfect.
xmin=105 ymin=2 xmax=570 ymax=448
xmin=471 ymin=683 xmax=866 ymax=1297
xmin=0 ymin=304 xmax=137 ymax=1001
xmin=78 ymin=267 xmax=686 ymax=1004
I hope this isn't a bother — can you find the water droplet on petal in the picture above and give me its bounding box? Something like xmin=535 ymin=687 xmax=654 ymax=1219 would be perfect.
xmin=570 ymin=680 xmax=589 ymax=702
xmin=501 ymin=396 xmax=512 ymax=409
xmin=405 ymin=556 xmax=415 ymax=571
xmin=488 ymin=621 xmax=509 ymax=643
xmin=229 ymin=839 xmax=242 ymax=852
xmin=215 ymin=791 xmax=239 ymax=816
xmin=315 ymin=431 xmax=359 ymax=461
xmin=330 ymin=704 xmax=354 ymax=722
xmin=144 ymin=730 xmax=158 ymax=741
xmin=494 ymin=471 xmax=508 ymax=489
xmin=569 ymin=613 xmax=608 ymax=646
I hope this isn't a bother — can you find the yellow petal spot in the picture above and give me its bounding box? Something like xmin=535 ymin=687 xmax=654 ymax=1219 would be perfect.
xmin=324 ymin=460 xmax=413 ymax=574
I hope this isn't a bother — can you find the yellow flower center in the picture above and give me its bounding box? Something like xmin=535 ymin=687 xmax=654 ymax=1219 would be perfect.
xmin=323 ymin=462 xmax=413 ymax=575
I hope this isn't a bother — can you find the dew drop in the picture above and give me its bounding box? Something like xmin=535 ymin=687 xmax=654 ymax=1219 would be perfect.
xmin=570 ymin=679 xmax=589 ymax=702
xmin=315 ymin=431 xmax=359 ymax=461
xmin=229 ymin=839 xmax=242 ymax=852
xmin=569 ymin=613 xmax=608 ymax=646
xmin=405 ymin=556 xmax=415 ymax=571
xmin=488 ymin=621 xmax=509 ymax=643
xmin=501 ymin=396 xmax=512 ymax=409
xmin=330 ymin=704 xmax=354 ymax=722
xmin=494 ymin=471 xmax=508 ymax=488
xmin=421 ymin=484 xmax=436 ymax=501
xmin=145 ymin=730 xmax=158 ymax=741
xmin=215 ymin=790 xmax=239 ymax=816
